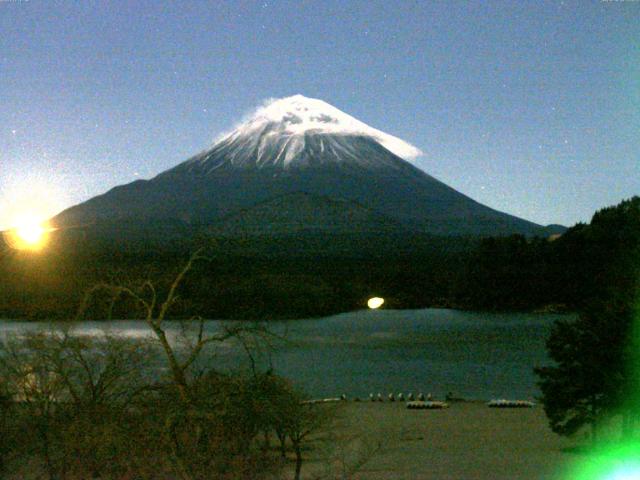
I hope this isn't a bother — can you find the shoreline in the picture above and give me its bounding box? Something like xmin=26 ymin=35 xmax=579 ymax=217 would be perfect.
xmin=300 ymin=401 xmax=578 ymax=479
xmin=0 ymin=305 xmax=576 ymax=323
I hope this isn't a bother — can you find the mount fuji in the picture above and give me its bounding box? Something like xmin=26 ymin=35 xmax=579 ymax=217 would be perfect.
xmin=54 ymin=95 xmax=559 ymax=239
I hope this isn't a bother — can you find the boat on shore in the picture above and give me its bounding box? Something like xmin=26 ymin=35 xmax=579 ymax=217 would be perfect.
xmin=487 ymin=399 xmax=535 ymax=408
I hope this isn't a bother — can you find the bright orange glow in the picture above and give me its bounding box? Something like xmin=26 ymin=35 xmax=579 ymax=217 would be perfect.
xmin=3 ymin=215 xmax=52 ymax=251
xmin=0 ymin=173 xmax=68 ymax=252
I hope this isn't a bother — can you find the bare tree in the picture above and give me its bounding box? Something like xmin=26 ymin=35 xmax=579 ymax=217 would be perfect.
xmin=76 ymin=249 xmax=260 ymax=401
xmin=0 ymin=329 xmax=152 ymax=479
xmin=75 ymin=249 xmax=277 ymax=479
xmin=0 ymin=333 xmax=68 ymax=480
xmin=316 ymin=433 xmax=383 ymax=480
xmin=277 ymin=394 xmax=334 ymax=480
xmin=0 ymin=370 xmax=13 ymax=476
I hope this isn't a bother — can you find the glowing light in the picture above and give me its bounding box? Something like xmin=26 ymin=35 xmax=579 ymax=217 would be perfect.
xmin=604 ymin=463 xmax=640 ymax=480
xmin=564 ymin=442 xmax=640 ymax=480
xmin=1 ymin=173 xmax=67 ymax=252
xmin=16 ymin=218 xmax=45 ymax=245
xmin=368 ymin=297 xmax=385 ymax=309
xmin=3 ymin=215 xmax=52 ymax=251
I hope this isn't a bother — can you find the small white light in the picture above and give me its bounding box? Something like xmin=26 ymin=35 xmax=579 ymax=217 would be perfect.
xmin=367 ymin=297 xmax=384 ymax=309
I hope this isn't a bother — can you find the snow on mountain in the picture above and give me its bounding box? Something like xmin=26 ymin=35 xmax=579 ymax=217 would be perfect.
xmin=54 ymin=94 xmax=554 ymax=238
xmin=211 ymin=95 xmax=422 ymax=165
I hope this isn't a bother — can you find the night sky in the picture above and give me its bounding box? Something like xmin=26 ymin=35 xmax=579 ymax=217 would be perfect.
xmin=1 ymin=0 xmax=638 ymax=230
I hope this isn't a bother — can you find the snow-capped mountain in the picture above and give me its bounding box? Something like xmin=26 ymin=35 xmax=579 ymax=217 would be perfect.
xmin=54 ymin=95 xmax=557 ymax=238
xmin=162 ymin=94 xmax=421 ymax=174
xmin=221 ymin=94 xmax=422 ymax=161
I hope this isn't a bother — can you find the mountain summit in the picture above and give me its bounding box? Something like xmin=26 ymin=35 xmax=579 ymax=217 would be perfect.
xmin=162 ymin=94 xmax=422 ymax=174
xmin=55 ymin=95 xmax=557 ymax=238
xmin=230 ymin=95 xmax=421 ymax=159
xmin=221 ymin=94 xmax=422 ymax=160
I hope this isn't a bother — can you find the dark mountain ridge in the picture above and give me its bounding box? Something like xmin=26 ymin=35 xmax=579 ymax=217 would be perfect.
xmin=54 ymin=135 xmax=558 ymax=238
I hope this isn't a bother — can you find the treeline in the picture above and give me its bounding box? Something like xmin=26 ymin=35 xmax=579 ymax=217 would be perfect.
xmin=0 ymin=197 xmax=638 ymax=320
xmin=460 ymin=196 xmax=640 ymax=311
xmin=0 ymin=232 xmax=474 ymax=320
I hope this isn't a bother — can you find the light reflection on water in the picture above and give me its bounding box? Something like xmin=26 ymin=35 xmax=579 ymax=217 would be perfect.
xmin=0 ymin=309 xmax=570 ymax=400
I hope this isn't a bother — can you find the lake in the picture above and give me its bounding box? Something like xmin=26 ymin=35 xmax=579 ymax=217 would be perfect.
xmin=0 ymin=309 xmax=568 ymax=401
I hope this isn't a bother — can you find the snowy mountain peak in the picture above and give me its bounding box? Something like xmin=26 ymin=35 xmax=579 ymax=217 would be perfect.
xmin=217 ymin=95 xmax=422 ymax=161
xmin=56 ymin=94 xmax=549 ymax=238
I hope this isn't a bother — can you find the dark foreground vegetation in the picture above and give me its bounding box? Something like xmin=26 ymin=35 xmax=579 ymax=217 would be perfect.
xmin=0 ymin=264 xmax=344 ymax=480
xmin=1 ymin=197 xmax=638 ymax=321
xmin=0 ymin=330 xmax=343 ymax=479
xmin=535 ymin=197 xmax=640 ymax=443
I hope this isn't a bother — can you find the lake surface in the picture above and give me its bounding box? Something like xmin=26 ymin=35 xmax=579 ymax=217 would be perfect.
xmin=0 ymin=309 xmax=569 ymax=400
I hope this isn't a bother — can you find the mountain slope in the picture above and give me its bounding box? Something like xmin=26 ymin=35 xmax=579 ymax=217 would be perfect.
xmin=54 ymin=95 xmax=556 ymax=238
xmin=208 ymin=192 xmax=404 ymax=236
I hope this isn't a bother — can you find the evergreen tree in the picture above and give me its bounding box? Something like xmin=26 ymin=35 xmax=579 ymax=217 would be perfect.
xmin=535 ymin=300 xmax=634 ymax=440
xmin=535 ymin=196 xmax=640 ymax=441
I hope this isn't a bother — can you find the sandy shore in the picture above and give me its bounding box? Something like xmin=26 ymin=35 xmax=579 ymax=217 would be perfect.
xmin=301 ymin=401 xmax=580 ymax=480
